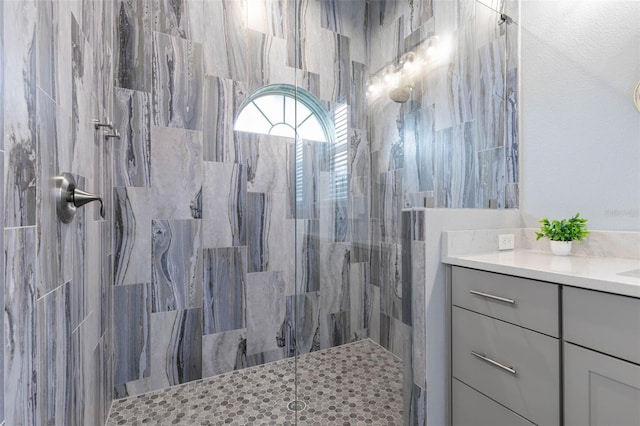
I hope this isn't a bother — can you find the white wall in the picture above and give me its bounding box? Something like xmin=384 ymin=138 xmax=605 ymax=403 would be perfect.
xmin=520 ymin=1 xmax=640 ymax=231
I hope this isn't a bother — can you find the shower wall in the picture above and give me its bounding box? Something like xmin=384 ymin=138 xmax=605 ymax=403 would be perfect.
xmin=366 ymin=0 xmax=519 ymax=424
xmin=2 ymin=1 xmax=115 ymax=425
xmin=112 ymin=0 xmax=371 ymax=398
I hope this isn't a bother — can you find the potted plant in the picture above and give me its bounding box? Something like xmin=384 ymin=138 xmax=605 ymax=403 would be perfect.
xmin=535 ymin=213 xmax=590 ymax=255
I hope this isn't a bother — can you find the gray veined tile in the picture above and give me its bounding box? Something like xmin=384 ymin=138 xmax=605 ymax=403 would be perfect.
xmin=114 ymin=283 xmax=151 ymax=386
xmin=36 ymin=282 xmax=72 ymax=426
xmin=365 ymin=284 xmax=380 ymax=345
xmin=4 ymin=227 xmax=37 ymax=426
xmin=4 ymin=0 xmax=37 ymax=227
xmin=194 ymin=0 xmax=248 ymax=82
xmin=378 ymin=242 xmax=402 ymax=322
xmin=201 ymin=329 xmax=247 ymax=378
xmin=151 ymin=0 xmax=191 ymax=39
xmin=295 ymin=219 xmax=320 ymax=294
xmin=151 ymin=220 xmax=202 ymax=312
xmin=202 ymin=76 xmax=248 ymax=163
xmin=379 ymin=314 xmax=410 ymax=359
xmin=247 ymin=192 xmax=294 ymax=279
xmin=319 ymin=242 xmax=350 ymax=317
xmin=476 ymin=36 xmax=506 ymax=151
xmin=403 ymin=107 xmax=435 ymax=196
xmin=247 ymin=29 xmax=290 ymax=91
xmin=150 ymin=126 xmax=203 ymax=220
xmin=36 ymin=90 xmax=72 ymax=298
xmin=349 ymin=262 xmax=368 ymax=336
xmin=114 ymin=187 xmax=152 ymax=286
xmin=152 ymin=32 xmax=203 ymax=131
xmin=202 ymin=162 xmax=247 ymax=248
xmin=282 ymin=292 xmax=321 ymax=357
xmin=71 ymin=175 xmax=88 ymax=331
xmin=115 ymin=0 xmax=152 ymax=92
xmin=246 ymin=271 xmax=285 ymax=356
xmin=505 ymin=67 xmax=518 ymax=185
xmin=114 ymin=88 xmax=151 ymax=187
xmin=246 ymin=134 xmax=292 ymax=194
xmin=477 ymin=146 xmax=506 ymax=209
xmin=380 ymin=170 xmax=403 ymax=243
xmin=321 ymin=311 xmax=351 ymax=350
xmin=203 ymin=247 xmax=247 ymax=335
xmin=246 ymin=0 xmax=286 ymax=38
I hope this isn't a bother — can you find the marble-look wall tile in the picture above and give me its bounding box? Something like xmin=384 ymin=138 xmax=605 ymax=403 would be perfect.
xmin=505 ymin=67 xmax=518 ymax=185
xmin=35 ymin=91 xmax=72 ymax=298
xmin=202 ymin=76 xmax=247 ymax=163
xmin=247 ymin=192 xmax=294 ymax=280
xmin=350 ymin=62 xmax=368 ymax=129
xmin=115 ymin=0 xmax=152 ymax=92
xmin=296 ymin=219 xmax=320 ymax=294
xmin=320 ymin=197 xmax=350 ymax=243
xmin=4 ymin=1 xmax=37 ymax=227
xmin=321 ymin=32 xmax=350 ymax=103
xmin=282 ymin=292 xmax=321 ymax=357
xmin=319 ymin=242 xmax=350 ymax=316
xmin=114 ymin=187 xmax=151 ymax=286
xmin=150 ymin=126 xmax=203 ymax=219
xmin=190 ymin=0 xmax=248 ymax=82
xmin=246 ymin=271 xmax=285 ymax=356
xmin=114 ymin=88 xmax=151 ymax=187
xmin=246 ymin=135 xmax=291 ymax=194
xmin=113 ymin=283 xmax=150 ymax=386
xmin=118 ymin=309 xmax=202 ymax=397
xmin=505 ymin=183 xmax=518 ymax=209
xmin=202 ymin=329 xmax=247 ymax=378
xmin=71 ymin=177 xmax=87 ymax=331
xmin=71 ymin=15 xmax=97 ymax=181
xmin=403 ymin=106 xmax=435 ymax=195
xmin=478 ymin=146 xmax=505 ymax=208
xmin=380 ymin=170 xmax=403 ymax=242
xmin=202 ymin=162 xmax=247 ymax=248
xmin=152 ymin=32 xmax=203 ymax=131
xmin=247 ymin=29 xmax=290 ymax=92
xmin=203 ymin=247 xmax=246 ymax=335
xmin=246 ymin=0 xmax=286 ymax=38
xmin=4 ymin=227 xmax=37 ymax=426
xmin=321 ymin=0 xmax=368 ymax=65
xmin=476 ymin=37 xmax=505 ymax=151
xmin=409 ymin=382 xmax=427 ymax=425
xmin=411 ymin=240 xmax=427 ymax=389
xmin=379 ymin=314 xmax=410 ymax=359
xmin=151 ymin=219 xmax=202 ymax=312
xmin=378 ymin=242 xmax=402 ymax=321
xmin=321 ymin=310 xmax=351 ymax=349
xmin=365 ymin=283 xmax=380 ymax=345
xmin=152 ymin=0 xmax=191 ymax=39
xmin=349 ymin=262 xmax=367 ymax=337
xmin=36 ymin=282 xmax=72 ymax=425
xmin=401 ymin=211 xmax=413 ymax=327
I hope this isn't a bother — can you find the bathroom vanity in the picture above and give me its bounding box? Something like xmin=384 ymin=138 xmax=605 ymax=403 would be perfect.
xmin=443 ymin=249 xmax=640 ymax=426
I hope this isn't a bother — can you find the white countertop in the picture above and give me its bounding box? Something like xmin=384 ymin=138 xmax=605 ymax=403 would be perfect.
xmin=443 ymin=250 xmax=640 ymax=298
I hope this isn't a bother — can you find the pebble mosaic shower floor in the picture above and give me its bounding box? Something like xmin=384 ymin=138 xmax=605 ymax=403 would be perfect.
xmin=107 ymin=339 xmax=403 ymax=425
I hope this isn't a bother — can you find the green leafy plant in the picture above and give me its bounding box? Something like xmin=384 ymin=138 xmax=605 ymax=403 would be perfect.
xmin=535 ymin=213 xmax=590 ymax=242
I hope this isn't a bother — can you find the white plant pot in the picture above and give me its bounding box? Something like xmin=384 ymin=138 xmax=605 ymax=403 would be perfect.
xmin=550 ymin=240 xmax=572 ymax=256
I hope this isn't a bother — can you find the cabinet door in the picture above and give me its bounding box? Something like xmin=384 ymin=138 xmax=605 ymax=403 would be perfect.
xmin=565 ymin=342 xmax=640 ymax=426
xmin=452 ymin=379 xmax=534 ymax=426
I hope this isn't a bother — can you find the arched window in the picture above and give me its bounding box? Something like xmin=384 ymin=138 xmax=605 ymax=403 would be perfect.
xmin=234 ymin=85 xmax=333 ymax=143
xmin=234 ymin=85 xmax=347 ymax=202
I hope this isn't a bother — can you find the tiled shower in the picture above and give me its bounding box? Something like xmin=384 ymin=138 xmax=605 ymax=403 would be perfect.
xmin=1 ymin=0 xmax=517 ymax=425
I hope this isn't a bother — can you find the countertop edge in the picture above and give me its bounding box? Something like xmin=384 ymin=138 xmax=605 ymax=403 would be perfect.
xmin=443 ymin=253 xmax=640 ymax=299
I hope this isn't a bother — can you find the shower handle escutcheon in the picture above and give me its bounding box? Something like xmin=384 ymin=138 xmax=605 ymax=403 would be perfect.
xmin=56 ymin=172 xmax=105 ymax=223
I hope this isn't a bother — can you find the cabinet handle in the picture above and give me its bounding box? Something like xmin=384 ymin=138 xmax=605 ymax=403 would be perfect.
xmin=471 ymin=351 xmax=517 ymax=375
xmin=469 ymin=290 xmax=515 ymax=305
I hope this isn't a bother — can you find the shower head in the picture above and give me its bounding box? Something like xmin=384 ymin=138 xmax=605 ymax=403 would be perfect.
xmin=388 ymin=86 xmax=411 ymax=103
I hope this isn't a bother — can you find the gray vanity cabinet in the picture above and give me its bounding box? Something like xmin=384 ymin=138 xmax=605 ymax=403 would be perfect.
xmin=451 ymin=266 xmax=560 ymax=426
xmin=563 ymin=286 xmax=640 ymax=426
xmin=450 ymin=266 xmax=640 ymax=426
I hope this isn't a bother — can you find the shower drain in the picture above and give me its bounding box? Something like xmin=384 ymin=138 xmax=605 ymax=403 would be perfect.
xmin=287 ymin=400 xmax=307 ymax=412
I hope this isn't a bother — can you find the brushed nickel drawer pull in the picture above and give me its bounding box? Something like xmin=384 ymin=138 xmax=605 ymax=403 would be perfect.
xmin=471 ymin=351 xmax=517 ymax=375
xmin=469 ymin=290 xmax=515 ymax=304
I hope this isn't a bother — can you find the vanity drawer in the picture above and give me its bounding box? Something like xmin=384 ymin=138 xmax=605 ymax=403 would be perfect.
xmin=452 ymin=379 xmax=534 ymax=426
xmin=452 ymin=266 xmax=559 ymax=337
xmin=564 ymin=286 xmax=640 ymax=365
xmin=452 ymin=306 xmax=560 ymax=426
